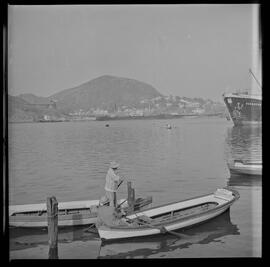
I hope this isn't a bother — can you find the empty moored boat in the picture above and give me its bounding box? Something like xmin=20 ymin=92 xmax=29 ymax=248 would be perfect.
xmin=227 ymin=159 xmax=262 ymax=176
xmin=96 ymin=188 xmax=239 ymax=241
xmin=9 ymin=196 xmax=152 ymax=228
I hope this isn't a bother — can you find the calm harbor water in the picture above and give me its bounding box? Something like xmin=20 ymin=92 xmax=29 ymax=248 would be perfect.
xmin=8 ymin=117 xmax=262 ymax=258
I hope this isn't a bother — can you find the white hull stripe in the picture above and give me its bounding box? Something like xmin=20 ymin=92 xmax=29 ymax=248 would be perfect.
xmin=228 ymin=163 xmax=262 ymax=175
xmin=10 ymin=217 xmax=98 ymax=228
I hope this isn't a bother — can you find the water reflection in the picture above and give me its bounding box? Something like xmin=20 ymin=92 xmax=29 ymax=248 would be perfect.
xmin=98 ymin=211 xmax=239 ymax=258
xmin=9 ymin=211 xmax=239 ymax=258
xmin=225 ymin=125 xmax=262 ymax=162
xmin=9 ymin=225 xmax=97 ymax=250
xmin=225 ymin=125 xmax=262 ymax=188
xmin=227 ymin=174 xmax=261 ymax=187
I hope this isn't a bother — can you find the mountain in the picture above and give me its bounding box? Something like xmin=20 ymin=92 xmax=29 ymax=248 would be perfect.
xmin=18 ymin=93 xmax=50 ymax=104
xmin=8 ymin=75 xmax=226 ymax=122
xmin=8 ymin=95 xmax=40 ymax=122
xmin=49 ymin=75 xmax=162 ymax=112
xmin=8 ymin=75 xmax=163 ymax=121
xmin=8 ymin=95 xmax=64 ymax=122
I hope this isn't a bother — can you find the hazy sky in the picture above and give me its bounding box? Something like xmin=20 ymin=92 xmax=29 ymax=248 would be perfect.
xmin=8 ymin=4 xmax=261 ymax=101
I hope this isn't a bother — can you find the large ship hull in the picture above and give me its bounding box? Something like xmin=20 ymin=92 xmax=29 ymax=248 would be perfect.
xmin=223 ymin=93 xmax=262 ymax=126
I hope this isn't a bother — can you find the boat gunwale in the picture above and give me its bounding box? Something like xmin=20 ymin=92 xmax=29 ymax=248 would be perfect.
xmin=10 ymin=207 xmax=95 ymax=216
xmin=9 ymin=211 xmax=98 ymax=222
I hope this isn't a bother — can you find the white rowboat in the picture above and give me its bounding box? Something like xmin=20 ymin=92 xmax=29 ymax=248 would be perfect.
xmin=96 ymin=188 xmax=239 ymax=241
xmin=9 ymin=196 xmax=152 ymax=228
xmin=228 ymin=159 xmax=262 ymax=176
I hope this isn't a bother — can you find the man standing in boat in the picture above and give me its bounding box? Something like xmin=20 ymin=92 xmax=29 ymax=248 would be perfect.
xmin=104 ymin=161 xmax=124 ymax=207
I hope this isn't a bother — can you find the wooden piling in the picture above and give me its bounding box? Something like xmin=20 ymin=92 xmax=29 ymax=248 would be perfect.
xmin=127 ymin=181 xmax=135 ymax=212
xmin=127 ymin=181 xmax=132 ymax=207
xmin=47 ymin=196 xmax=58 ymax=259
xmin=113 ymin=192 xmax=117 ymax=207
xmin=131 ymin=188 xmax=135 ymax=211
xmin=132 ymin=188 xmax=135 ymax=203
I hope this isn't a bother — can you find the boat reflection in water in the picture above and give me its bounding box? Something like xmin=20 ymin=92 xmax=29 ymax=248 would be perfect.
xmin=10 ymin=211 xmax=239 ymax=258
xmin=9 ymin=225 xmax=98 ymax=251
xmin=226 ymin=126 xmax=262 ymax=186
xmin=225 ymin=125 xmax=262 ymax=162
xmin=98 ymin=211 xmax=239 ymax=259
xmin=225 ymin=125 xmax=262 ymax=188
xmin=227 ymin=174 xmax=261 ymax=188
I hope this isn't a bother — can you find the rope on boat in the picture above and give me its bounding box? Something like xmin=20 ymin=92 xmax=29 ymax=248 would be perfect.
xmin=127 ymin=211 xmax=189 ymax=238
xmin=84 ymin=223 xmax=96 ymax=232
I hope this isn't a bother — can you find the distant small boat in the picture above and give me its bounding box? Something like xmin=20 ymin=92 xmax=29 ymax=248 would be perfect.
xmin=227 ymin=159 xmax=262 ymax=176
xmin=9 ymin=196 xmax=152 ymax=228
xmin=166 ymin=124 xmax=172 ymax=129
xmin=96 ymin=188 xmax=239 ymax=241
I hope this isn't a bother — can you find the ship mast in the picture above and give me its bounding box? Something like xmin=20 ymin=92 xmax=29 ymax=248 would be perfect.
xmin=249 ymin=68 xmax=262 ymax=89
xmin=250 ymin=4 xmax=261 ymax=93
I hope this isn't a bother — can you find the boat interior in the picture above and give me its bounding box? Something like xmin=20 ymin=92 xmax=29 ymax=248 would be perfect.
xmin=108 ymin=201 xmax=220 ymax=229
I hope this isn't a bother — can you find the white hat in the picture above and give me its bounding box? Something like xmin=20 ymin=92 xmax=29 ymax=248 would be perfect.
xmin=110 ymin=161 xmax=120 ymax=169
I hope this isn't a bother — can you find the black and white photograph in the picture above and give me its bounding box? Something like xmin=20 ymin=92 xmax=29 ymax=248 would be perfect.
xmin=6 ymin=3 xmax=262 ymax=259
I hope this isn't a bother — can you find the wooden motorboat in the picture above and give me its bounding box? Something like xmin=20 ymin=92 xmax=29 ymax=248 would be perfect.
xmin=96 ymin=188 xmax=239 ymax=241
xmin=227 ymin=159 xmax=262 ymax=176
xmin=9 ymin=196 xmax=152 ymax=228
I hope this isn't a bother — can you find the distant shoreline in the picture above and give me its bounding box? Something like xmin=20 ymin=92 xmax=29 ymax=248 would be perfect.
xmin=95 ymin=113 xmax=224 ymax=121
xmin=8 ymin=113 xmax=225 ymax=124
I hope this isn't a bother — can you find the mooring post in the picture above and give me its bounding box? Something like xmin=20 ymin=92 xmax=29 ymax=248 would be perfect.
xmin=113 ymin=192 xmax=117 ymax=207
xmin=127 ymin=181 xmax=135 ymax=212
xmin=47 ymin=196 xmax=58 ymax=259
xmin=131 ymin=188 xmax=135 ymax=211
xmin=127 ymin=181 xmax=132 ymax=207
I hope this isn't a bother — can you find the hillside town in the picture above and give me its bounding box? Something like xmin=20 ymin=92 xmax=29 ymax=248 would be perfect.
xmin=25 ymin=95 xmax=226 ymax=122
xmin=70 ymin=96 xmax=224 ymax=119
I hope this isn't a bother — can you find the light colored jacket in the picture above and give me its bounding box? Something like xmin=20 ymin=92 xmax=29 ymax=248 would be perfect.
xmin=105 ymin=168 xmax=121 ymax=192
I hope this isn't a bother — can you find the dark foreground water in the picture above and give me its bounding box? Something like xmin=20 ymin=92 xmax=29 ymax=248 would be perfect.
xmin=8 ymin=117 xmax=262 ymax=258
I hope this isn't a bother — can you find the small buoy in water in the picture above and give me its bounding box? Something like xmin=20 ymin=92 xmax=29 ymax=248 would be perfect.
xmin=105 ymin=124 xmax=109 ymax=127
